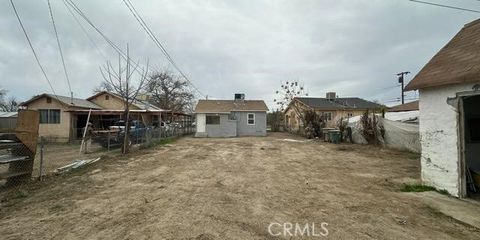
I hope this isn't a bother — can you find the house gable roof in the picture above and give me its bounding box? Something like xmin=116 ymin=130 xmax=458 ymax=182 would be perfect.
xmin=195 ymin=100 xmax=268 ymax=113
xmin=405 ymin=19 xmax=480 ymax=91
xmin=295 ymin=97 xmax=384 ymax=110
xmin=20 ymin=93 xmax=102 ymax=109
xmin=87 ymin=91 xmax=165 ymax=111
xmin=388 ymin=100 xmax=419 ymax=112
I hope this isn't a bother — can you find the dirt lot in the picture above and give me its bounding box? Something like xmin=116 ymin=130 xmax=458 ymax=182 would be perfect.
xmin=0 ymin=132 xmax=479 ymax=239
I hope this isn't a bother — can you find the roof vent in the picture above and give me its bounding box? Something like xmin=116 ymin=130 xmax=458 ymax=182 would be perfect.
xmin=234 ymin=93 xmax=245 ymax=101
xmin=326 ymin=92 xmax=336 ymax=100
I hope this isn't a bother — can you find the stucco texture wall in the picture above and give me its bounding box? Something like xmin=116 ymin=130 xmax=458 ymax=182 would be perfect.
xmin=419 ymin=83 xmax=474 ymax=197
xmin=284 ymin=102 xmax=368 ymax=130
xmin=89 ymin=92 xmax=140 ymax=110
xmin=25 ymin=97 xmax=73 ymax=142
xmin=204 ymin=114 xmax=236 ymax=137
xmin=233 ymin=111 xmax=267 ymax=136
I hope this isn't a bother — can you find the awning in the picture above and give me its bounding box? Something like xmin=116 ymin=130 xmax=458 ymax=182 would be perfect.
xmin=66 ymin=109 xmax=170 ymax=115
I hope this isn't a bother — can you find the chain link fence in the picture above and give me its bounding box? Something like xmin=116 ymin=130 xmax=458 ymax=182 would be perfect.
xmin=0 ymin=132 xmax=36 ymax=188
xmin=1 ymin=123 xmax=194 ymax=190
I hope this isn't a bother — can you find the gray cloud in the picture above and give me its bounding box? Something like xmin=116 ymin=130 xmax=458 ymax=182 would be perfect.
xmin=1 ymin=0 xmax=479 ymax=109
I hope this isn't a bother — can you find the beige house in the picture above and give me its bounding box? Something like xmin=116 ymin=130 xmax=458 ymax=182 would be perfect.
xmin=284 ymin=92 xmax=385 ymax=130
xmin=20 ymin=92 xmax=168 ymax=142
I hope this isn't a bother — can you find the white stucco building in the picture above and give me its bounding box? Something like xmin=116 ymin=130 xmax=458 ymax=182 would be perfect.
xmin=405 ymin=19 xmax=480 ymax=197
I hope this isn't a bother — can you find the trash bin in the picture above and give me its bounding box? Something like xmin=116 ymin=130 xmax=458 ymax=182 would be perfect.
xmin=328 ymin=130 xmax=341 ymax=144
xmin=322 ymin=128 xmax=335 ymax=142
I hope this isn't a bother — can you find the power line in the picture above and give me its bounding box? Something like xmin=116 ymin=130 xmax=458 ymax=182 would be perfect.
xmin=122 ymin=0 xmax=205 ymax=98
xmin=123 ymin=0 xmax=204 ymax=97
xmin=63 ymin=0 xmax=125 ymax=59
xmin=62 ymin=0 xmax=107 ymax=61
xmin=47 ymin=0 xmax=72 ymax=95
xmin=408 ymin=0 xmax=480 ymax=13
xmin=63 ymin=0 xmax=149 ymax=76
xmin=9 ymin=0 xmax=59 ymax=100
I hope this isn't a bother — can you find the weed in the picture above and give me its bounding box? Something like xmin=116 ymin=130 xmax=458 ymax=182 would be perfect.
xmin=400 ymin=184 xmax=436 ymax=192
xmin=400 ymin=184 xmax=451 ymax=196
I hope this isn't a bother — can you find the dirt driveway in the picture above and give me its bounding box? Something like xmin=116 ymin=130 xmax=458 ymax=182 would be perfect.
xmin=0 ymin=132 xmax=479 ymax=239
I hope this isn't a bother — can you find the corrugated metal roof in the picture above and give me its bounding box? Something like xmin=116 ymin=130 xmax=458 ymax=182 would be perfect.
xmin=405 ymin=19 xmax=480 ymax=91
xmin=0 ymin=112 xmax=17 ymax=118
xmin=195 ymin=100 xmax=268 ymax=113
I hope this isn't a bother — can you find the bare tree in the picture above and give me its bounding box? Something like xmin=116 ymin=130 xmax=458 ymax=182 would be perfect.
xmin=92 ymin=81 xmax=114 ymax=93
xmin=1 ymin=97 xmax=18 ymax=112
xmin=146 ymin=71 xmax=194 ymax=113
xmin=99 ymin=47 xmax=150 ymax=154
xmin=0 ymin=88 xmax=18 ymax=112
xmin=274 ymin=81 xmax=308 ymax=128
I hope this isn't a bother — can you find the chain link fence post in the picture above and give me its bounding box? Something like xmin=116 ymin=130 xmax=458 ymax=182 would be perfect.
xmin=39 ymin=137 xmax=44 ymax=181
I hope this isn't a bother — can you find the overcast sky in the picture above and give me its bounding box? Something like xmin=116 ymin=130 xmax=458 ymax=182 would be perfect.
xmin=1 ymin=0 xmax=479 ymax=109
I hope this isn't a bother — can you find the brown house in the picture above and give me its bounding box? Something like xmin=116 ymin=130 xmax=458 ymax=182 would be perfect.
xmin=284 ymin=92 xmax=385 ymax=129
xmin=20 ymin=92 xmax=169 ymax=142
xmin=388 ymin=100 xmax=419 ymax=112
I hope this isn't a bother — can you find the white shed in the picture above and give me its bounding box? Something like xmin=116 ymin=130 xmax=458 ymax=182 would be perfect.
xmin=405 ymin=19 xmax=480 ymax=197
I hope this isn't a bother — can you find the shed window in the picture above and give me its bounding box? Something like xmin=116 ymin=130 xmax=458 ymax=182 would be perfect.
xmin=105 ymin=95 xmax=110 ymax=100
xmin=323 ymin=112 xmax=332 ymax=121
xmin=247 ymin=113 xmax=255 ymax=125
xmin=39 ymin=109 xmax=61 ymax=124
xmin=206 ymin=115 xmax=220 ymax=125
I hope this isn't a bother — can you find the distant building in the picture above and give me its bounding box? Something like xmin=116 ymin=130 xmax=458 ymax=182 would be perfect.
xmin=388 ymin=100 xmax=419 ymax=112
xmin=404 ymin=19 xmax=480 ymax=197
xmin=194 ymin=94 xmax=268 ymax=137
xmin=20 ymin=92 xmax=168 ymax=142
xmin=0 ymin=112 xmax=18 ymax=130
xmin=385 ymin=100 xmax=419 ymax=123
xmin=284 ymin=92 xmax=385 ymax=130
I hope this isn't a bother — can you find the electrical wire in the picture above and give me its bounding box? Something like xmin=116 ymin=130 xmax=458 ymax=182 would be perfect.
xmin=47 ymin=0 xmax=72 ymax=95
xmin=9 ymin=0 xmax=59 ymax=100
xmin=408 ymin=0 xmax=480 ymax=13
xmin=62 ymin=0 xmax=107 ymax=61
xmin=122 ymin=0 xmax=205 ymax=98
xmin=63 ymin=0 xmax=150 ymax=76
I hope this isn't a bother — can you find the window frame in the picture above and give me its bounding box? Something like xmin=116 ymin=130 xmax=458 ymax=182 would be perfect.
xmin=206 ymin=115 xmax=220 ymax=125
xmin=38 ymin=109 xmax=61 ymax=124
xmin=247 ymin=113 xmax=255 ymax=125
xmin=323 ymin=112 xmax=332 ymax=121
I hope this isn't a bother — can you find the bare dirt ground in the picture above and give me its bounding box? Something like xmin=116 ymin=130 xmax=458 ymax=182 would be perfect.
xmin=0 ymin=132 xmax=479 ymax=239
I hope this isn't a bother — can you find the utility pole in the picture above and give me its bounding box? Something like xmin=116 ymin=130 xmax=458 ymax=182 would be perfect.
xmin=397 ymin=71 xmax=410 ymax=104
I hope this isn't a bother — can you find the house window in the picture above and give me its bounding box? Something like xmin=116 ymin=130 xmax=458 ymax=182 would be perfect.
xmin=105 ymin=95 xmax=110 ymax=100
xmin=39 ymin=109 xmax=61 ymax=124
xmin=347 ymin=112 xmax=353 ymax=118
xmin=46 ymin=97 xmax=52 ymax=103
xmin=323 ymin=112 xmax=332 ymax=121
xmin=206 ymin=115 xmax=220 ymax=125
xmin=247 ymin=113 xmax=255 ymax=125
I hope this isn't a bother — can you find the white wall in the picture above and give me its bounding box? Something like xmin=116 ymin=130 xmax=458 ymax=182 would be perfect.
xmin=419 ymin=83 xmax=474 ymax=197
